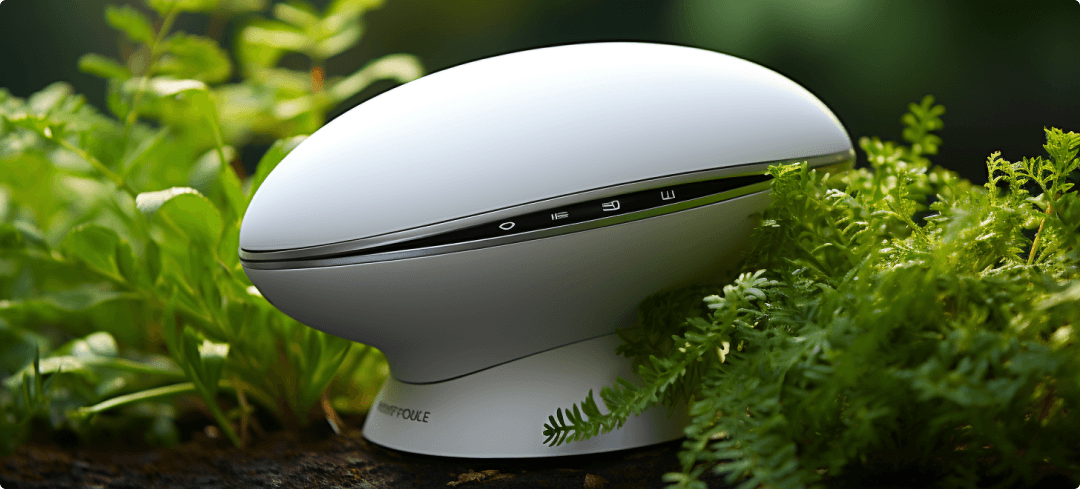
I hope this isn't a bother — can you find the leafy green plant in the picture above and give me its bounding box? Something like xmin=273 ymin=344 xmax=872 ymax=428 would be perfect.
xmin=0 ymin=0 xmax=421 ymax=453
xmin=3 ymin=3 xmax=1077 ymax=487
xmin=1 ymin=351 xmax=58 ymax=454
xmin=223 ymin=0 xmax=423 ymax=142
xmin=545 ymin=98 xmax=1080 ymax=489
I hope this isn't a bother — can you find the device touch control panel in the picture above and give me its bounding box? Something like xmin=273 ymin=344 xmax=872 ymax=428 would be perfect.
xmin=347 ymin=173 xmax=772 ymax=256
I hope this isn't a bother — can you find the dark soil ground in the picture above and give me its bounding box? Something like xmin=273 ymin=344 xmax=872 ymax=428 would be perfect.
xmin=0 ymin=414 xmax=731 ymax=489
xmin=3 ymin=413 xmax=1077 ymax=489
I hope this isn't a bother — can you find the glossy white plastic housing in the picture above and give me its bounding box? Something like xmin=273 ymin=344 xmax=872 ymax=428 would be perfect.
xmin=363 ymin=334 xmax=690 ymax=457
xmin=240 ymin=42 xmax=852 ymax=457
xmin=240 ymin=42 xmax=850 ymax=252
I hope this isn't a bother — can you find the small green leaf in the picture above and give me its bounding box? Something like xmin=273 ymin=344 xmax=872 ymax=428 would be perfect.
xmin=132 ymin=77 xmax=210 ymax=98
xmin=217 ymin=223 xmax=242 ymax=271
xmin=328 ymin=54 xmax=423 ymax=103
xmin=39 ymin=287 xmax=140 ymax=313
xmin=0 ymin=223 xmax=27 ymax=250
xmin=240 ymin=21 xmax=310 ymax=52
xmin=120 ymin=77 xmax=221 ymax=134
xmin=78 ymin=54 xmax=131 ymax=80
xmin=145 ymin=239 xmax=163 ymax=284
xmin=3 ymin=356 xmax=95 ymax=390
xmin=188 ymin=147 xmax=232 ymax=192
xmin=145 ymin=0 xmax=219 ymax=15
xmin=115 ymin=240 xmax=141 ymax=286
xmin=1042 ymin=127 xmax=1080 ymax=178
xmin=53 ymin=332 xmax=119 ymax=359
xmin=146 ymin=189 xmax=224 ymax=249
xmin=313 ymin=21 xmax=361 ymax=60
xmin=27 ymin=82 xmax=74 ymax=114
xmin=135 ymin=187 xmax=200 ymax=219
xmin=188 ymin=146 xmax=244 ymax=219
xmin=159 ymin=289 xmax=182 ymax=365
xmin=61 ymin=225 xmax=123 ymax=281
xmin=0 ymin=285 xmax=140 ymax=332
xmin=292 ymin=327 xmax=351 ymax=422
xmin=0 ymin=325 xmax=50 ymax=377
xmin=3 ymin=114 xmax=52 ymax=137
xmin=157 ymin=34 xmax=232 ymax=84
xmin=179 ymin=326 xmax=227 ymax=402
xmin=273 ymin=2 xmax=319 ymax=29
xmin=272 ymin=94 xmax=315 ymax=120
xmin=197 ymin=336 xmax=229 ymax=386
xmin=326 ymin=0 xmax=383 ymax=18
xmin=105 ymin=5 xmax=157 ymax=45
xmin=235 ymin=36 xmax=286 ymax=74
xmin=217 ymin=0 xmax=267 ymax=13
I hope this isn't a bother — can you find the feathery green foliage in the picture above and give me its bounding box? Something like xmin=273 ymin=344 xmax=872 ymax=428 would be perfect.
xmin=546 ymin=97 xmax=1080 ymax=488
xmin=0 ymin=0 xmax=421 ymax=453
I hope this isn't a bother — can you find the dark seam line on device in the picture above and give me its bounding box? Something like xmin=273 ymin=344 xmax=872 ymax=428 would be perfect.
xmin=236 ymin=183 xmax=777 ymax=270
xmin=239 ymin=184 xmax=775 ymax=270
xmin=240 ymin=150 xmax=852 ymax=256
xmin=244 ymin=175 xmax=771 ymax=266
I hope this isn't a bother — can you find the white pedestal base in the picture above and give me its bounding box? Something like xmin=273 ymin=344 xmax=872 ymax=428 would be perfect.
xmin=362 ymin=333 xmax=689 ymax=457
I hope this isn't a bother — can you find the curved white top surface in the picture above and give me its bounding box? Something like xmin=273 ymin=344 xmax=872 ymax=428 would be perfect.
xmin=240 ymin=42 xmax=850 ymax=251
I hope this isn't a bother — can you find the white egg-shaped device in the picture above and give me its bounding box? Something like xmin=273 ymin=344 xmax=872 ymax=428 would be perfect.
xmin=240 ymin=42 xmax=852 ymax=457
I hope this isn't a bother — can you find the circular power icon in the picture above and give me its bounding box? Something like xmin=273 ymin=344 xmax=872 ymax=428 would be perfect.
xmin=499 ymin=222 xmax=515 ymax=231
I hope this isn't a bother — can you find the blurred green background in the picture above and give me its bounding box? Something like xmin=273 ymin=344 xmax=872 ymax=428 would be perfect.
xmin=0 ymin=0 xmax=1077 ymax=182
